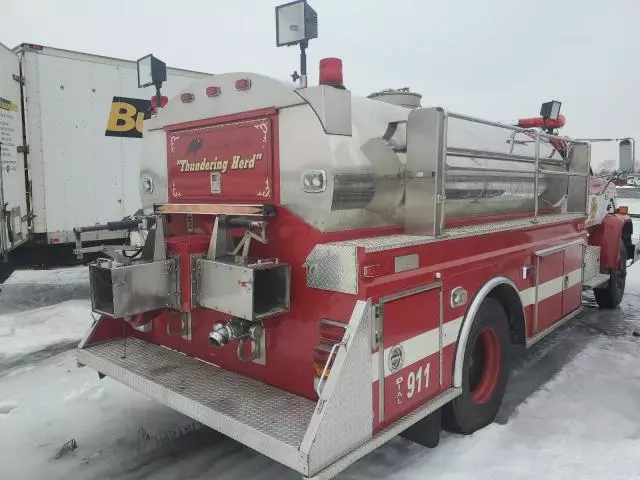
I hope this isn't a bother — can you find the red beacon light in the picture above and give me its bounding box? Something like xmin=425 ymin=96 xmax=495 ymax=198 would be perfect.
xmin=517 ymin=114 xmax=566 ymax=130
xmin=319 ymin=57 xmax=344 ymax=88
xmin=150 ymin=95 xmax=168 ymax=109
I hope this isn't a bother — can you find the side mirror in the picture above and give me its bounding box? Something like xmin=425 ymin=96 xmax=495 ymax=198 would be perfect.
xmin=619 ymin=138 xmax=635 ymax=173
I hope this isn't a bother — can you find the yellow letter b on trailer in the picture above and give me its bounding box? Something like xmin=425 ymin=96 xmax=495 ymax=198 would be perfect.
xmin=105 ymin=97 xmax=151 ymax=138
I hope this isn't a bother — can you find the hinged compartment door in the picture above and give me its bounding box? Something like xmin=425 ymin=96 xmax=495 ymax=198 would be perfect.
xmin=533 ymin=250 xmax=565 ymax=333
xmin=562 ymin=244 xmax=584 ymax=316
xmin=380 ymin=284 xmax=443 ymax=426
xmin=0 ymin=43 xmax=29 ymax=254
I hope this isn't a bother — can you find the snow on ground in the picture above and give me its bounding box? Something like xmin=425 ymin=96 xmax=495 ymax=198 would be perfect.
xmin=0 ymin=267 xmax=92 ymax=366
xmin=1 ymin=264 xmax=640 ymax=479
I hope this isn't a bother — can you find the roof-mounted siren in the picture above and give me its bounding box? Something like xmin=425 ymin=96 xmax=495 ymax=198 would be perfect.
xmin=619 ymin=138 xmax=635 ymax=173
xmin=136 ymin=54 xmax=168 ymax=112
xmin=275 ymin=0 xmax=318 ymax=88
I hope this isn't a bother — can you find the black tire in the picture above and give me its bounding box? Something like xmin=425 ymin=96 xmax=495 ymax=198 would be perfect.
xmin=443 ymin=297 xmax=510 ymax=434
xmin=594 ymin=240 xmax=626 ymax=309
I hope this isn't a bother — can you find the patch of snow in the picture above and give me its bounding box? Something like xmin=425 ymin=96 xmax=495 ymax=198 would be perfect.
xmin=0 ymin=300 xmax=92 ymax=361
xmin=4 ymin=266 xmax=88 ymax=286
xmin=2 ymin=268 xmax=640 ymax=479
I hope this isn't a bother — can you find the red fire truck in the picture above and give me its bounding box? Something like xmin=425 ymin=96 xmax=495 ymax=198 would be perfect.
xmin=75 ymin=3 xmax=635 ymax=477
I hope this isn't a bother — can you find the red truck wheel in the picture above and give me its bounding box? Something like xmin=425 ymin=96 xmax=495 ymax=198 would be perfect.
xmin=443 ymin=297 xmax=510 ymax=434
xmin=594 ymin=240 xmax=627 ymax=309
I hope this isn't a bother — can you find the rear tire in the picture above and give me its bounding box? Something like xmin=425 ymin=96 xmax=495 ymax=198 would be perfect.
xmin=594 ymin=240 xmax=626 ymax=309
xmin=443 ymin=297 xmax=510 ymax=434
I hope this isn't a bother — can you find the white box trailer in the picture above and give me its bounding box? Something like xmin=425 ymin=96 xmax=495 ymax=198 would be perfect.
xmin=0 ymin=42 xmax=208 ymax=281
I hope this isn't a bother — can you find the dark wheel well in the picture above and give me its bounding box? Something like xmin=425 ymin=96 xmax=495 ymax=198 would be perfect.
xmin=488 ymin=284 xmax=526 ymax=346
xmin=622 ymin=220 xmax=634 ymax=260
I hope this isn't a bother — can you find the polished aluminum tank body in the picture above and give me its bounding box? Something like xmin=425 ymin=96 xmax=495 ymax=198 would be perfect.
xmin=140 ymin=73 xmax=568 ymax=232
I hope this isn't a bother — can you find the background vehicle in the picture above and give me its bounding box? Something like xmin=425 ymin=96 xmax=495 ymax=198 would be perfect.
xmin=0 ymin=43 xmax=208 ymax=281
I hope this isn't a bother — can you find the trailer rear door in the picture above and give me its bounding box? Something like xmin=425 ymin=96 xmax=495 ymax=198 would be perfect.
xmin=0 ymin=43 xmax=28 ymax=256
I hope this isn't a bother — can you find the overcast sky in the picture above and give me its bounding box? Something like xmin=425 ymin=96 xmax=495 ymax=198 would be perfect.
xmin=4 ymin=0 xmax=640 ymax=166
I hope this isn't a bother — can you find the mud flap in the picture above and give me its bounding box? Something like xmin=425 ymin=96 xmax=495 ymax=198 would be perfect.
xmin=400 ymin=409 xmax=441 ymax=448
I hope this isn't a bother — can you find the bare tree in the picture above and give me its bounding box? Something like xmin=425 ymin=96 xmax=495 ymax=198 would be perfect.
xmin=596 ymin=159 xmax=617 ymax=175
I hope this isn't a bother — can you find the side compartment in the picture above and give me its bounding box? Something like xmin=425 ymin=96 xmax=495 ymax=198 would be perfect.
xmin=528 ymin=239 xmax=585 ymax=343
xmin=377 ymin=284 xmax=444 ymax=427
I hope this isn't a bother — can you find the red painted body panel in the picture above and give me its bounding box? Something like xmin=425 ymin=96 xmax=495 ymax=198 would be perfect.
xmin=536 ymin=251 xmax=564 ymax=333
xmin=384 ymin=351 xmax=440 ymax=425
xmin=588 ymin=214 xmax=627 ymax=268
xmin=382 ymin=290 xmax=441 ymax=425
xmin=563 ymin=245 xmax=583 ymax=316
xmin=166 ymin=116 xmax=275 ymax=203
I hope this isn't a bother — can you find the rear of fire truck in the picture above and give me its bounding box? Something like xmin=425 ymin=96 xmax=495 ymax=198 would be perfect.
xmin=75 ymin=2 xmax=634 ymax=478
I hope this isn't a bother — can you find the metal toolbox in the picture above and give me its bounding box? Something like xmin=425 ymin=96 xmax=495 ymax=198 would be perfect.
xmin=196 ymin=257 xmax=290 ymax=321
xmin=89 ymin=258 xmax=180 ymax=317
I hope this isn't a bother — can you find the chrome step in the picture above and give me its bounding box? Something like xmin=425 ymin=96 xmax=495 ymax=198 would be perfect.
xmin=78 ymin=337 xmax=315 ymax=473
xmin=582 ymin=273 xmax=609 ymax=290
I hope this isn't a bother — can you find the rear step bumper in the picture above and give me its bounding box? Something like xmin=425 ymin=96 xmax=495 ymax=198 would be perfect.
xmin=78 ymin=300 xmax=460 ymax=478
xmin=78 ymin=337 xmax=314 ymax=472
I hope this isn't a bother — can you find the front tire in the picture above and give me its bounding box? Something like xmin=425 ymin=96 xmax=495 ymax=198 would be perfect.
xmin=594 ymin=239 xmax=626 ymax=309
xmin=443 ymin=297 xmax=510 ymax=434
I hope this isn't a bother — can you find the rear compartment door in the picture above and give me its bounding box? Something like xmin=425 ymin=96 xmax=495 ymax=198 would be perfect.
xmin=0 ymin=43 xmax=29 ymax=255
xmin=379 ymin=284 xmax=443 ymax=427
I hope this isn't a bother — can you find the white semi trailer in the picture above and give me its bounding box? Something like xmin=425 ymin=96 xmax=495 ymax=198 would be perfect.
xmin=0 ymin=43 xmax=208 ymax=281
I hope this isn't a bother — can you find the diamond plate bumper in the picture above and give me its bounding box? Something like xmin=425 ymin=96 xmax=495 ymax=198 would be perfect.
xmin=78 ymin=338 xmax=313 ymax=473
xmin=78 ymin=301 xmax=456 ymax=478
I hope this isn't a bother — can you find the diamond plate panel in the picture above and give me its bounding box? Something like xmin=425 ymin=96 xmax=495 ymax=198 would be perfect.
xmin=305 ymin=243 xmax=358 ymax=294
xmin=78 ymin=338 xmax=313 ymax=473
xmin=332 ymin=212 xmax=586 ymax=253
xmin=584 ymin=245 xmax=601 ymax=281
xmin=301 ymin=301 xmax=373 ymax=475
xmin=308 ymin=388 xmax=461 ymax=480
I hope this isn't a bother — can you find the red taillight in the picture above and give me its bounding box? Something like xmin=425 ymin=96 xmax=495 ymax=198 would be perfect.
xmin=150 ymin=95 xmax=168 ymax=109
xmin=180 ymin=92 xmax=195 ymax=103
xmin=235 ymin=79 xmax=251 ymax=91
xmin=319 ymin=321 xmax=346 ymax=343
xmin=319 ymin=57 xmax=344 ymax=87
xmin=314 ymin=320 xmax=346 ymax=379
xmin=206 ymin=86 xmax=221 ymax=97
xmin=517 ymin=114 xmax=566 ymax=129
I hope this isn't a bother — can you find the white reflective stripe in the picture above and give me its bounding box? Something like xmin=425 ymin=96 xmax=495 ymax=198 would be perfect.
xmin=519 ymin=267 xmax=582 ymax=307
xmin=370 ymin=267 xmax=585 ymax=383
xmin=371 ymin=317 xmax=463 ymax=381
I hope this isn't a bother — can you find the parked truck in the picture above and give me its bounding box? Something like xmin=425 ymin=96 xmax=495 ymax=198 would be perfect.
xmin=0 ymin=42 xmax=208 ymax=281
xmin=76 ymin=2 xmax=636 ymax=478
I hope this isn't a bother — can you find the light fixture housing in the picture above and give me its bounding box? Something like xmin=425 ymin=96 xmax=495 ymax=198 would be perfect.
xmin=275 ymin=0 xmax=318 ymax=47
xmin=136 ymin=54 xmax=167 ymax=88
xmin=540 ymin=100 xmax=562 ymax=121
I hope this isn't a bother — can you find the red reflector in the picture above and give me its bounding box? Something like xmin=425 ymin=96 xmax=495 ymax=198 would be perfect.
xmin=319 ymin=57 xmax=344 ymax=87
xmin=235 ymin=79 xmax=251 ymax=91
xmin=150 ymin=95 xmax=168 ymax=109
xmin=22 ymin=43 xmax=44 ymax=51
xmin=206 ymin=86 xmax=221 ymax=97
xmin=50 ymin=238 xmax=60 ymax=244
xmin=180 ymin=92 xmax=195 ymax=103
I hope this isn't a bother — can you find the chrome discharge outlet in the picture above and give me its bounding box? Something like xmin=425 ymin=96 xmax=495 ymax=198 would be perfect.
xmin=209 ymin=318 xmax=264 ymax=348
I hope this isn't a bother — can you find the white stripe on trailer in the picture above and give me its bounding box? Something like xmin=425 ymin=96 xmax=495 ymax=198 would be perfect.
xmin=371 ymin=268 xmax=584 ymax=382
